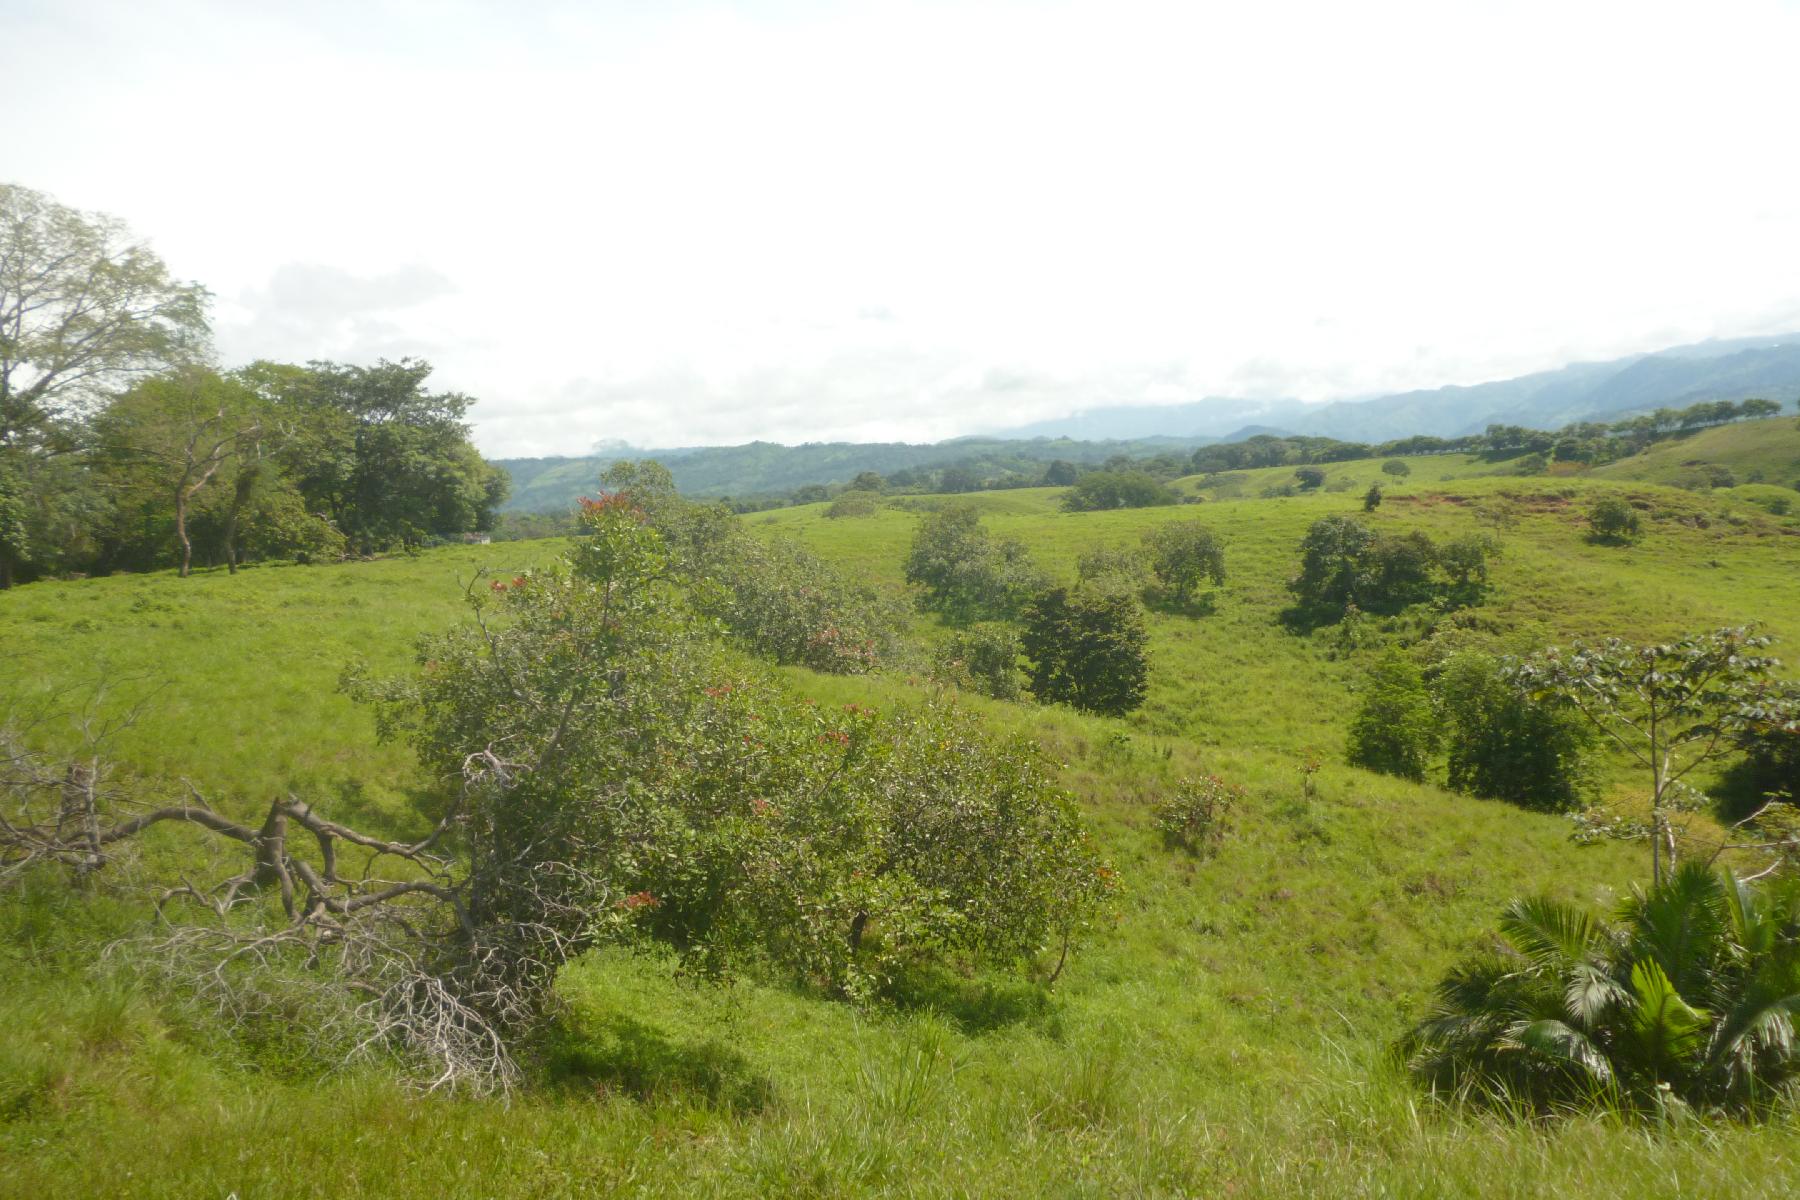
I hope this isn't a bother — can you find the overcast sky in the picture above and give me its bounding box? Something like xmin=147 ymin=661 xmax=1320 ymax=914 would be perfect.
xmin=6 ymin=0 xmax=1800 ymax=456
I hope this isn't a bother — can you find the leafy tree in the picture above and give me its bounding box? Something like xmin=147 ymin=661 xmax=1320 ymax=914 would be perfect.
xmin=1290 ymin=515 xmax=1379 ymax=618
xmin=1435 ymin=652 xmax=1594 ymax=812
xmin=1587 ymin=497 xmax=1641 ymax=544
xmin=849 ymin=470 xmax=884 ymax=491
xmin=1438 ymin=533 xmax=1501 ymax=606
xmin=1511 ymin=629 xmax=1785 ymax=882
xmin=1405 ymin=864 xmax=1800 ymax=1117
xmin=1345 ymin=650 xmax=1439 ymax=781
xmin=0 ymin=184 xmax=210 ymax=586
xmin=1293 ymin=466 xmax=1326 ymax=490
xmin=938 ymin=466 xmax=981 ymax=494
xmin=1363 ymin=483 xmax=1383 ymax=511
xmin=356 ymin=494 xmax=1112 ymax=999
xmin=1020 ymin=585 xmax=1150 ymax=715
xmin=1739 ymin=398 xmax=1782 ymax=420
xmin=904 ymin=505 xmax=1044 ymax=623
xmin=824 ymin=491 xmax=879 ymax=519
xmin=1075 ymin=543 xmax=1150 ymax=591
xmin=1043 ymin=459 xmax=1079 ymax=486
xmin=1381 ymin=459 xmax=1411 ymax=477
xmin=931 ymin=622 xmax=1024 ymax=700
xmin=1141 ymin=520 xmax=1226 ymax=605
xmin=1061 ymin=471 xmax=1177 ymax=512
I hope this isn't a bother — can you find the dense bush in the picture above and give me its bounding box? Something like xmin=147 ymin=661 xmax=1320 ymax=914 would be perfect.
xmin=1434 ymin=652 xmax=1594 ymax=811
xmin=1294 ymin=466 xmax=1326 ymax=490
xmin=1405 ymin=864 xmax=1800 ymax=1117
xmin=602 ymin=462 xmax=901 ymax=673
xmin=1153 ymin=775 xmax=1242 ymax=857
xmin=1587 ymin=497 xmax=1642 ymax=543
xmin=930 ymin=623 xmax=1025 ymax=700
xmin=1141 ymin=520 xmax=1226 ymax=605
xmin=1381 ymin=459 xmax=1411 ymax=477
xmin=363 ymin=494 xmax=1113 ymax=1001
xmin=1061 ymin=471 xmax=1178 ymax=512
xmin=1345 ymin=650 xmax=1439 ymax=781
xmin=824 ymin=491 xmax=880 ymax=519
xmin=1290 ymin=516 xmax=1498 ymax=622
xmin=1020 ymin=585 xmax=1150 ymax=715
xmin=903 ymin=505 xmax=1047 ymax=623
xmin=1075 ymin=544 xmax=1151 ymax=591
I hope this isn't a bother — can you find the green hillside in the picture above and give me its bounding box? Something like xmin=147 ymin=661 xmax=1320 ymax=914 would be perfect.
xmin=1591 ymin=415 xmax=1800 ymax=490
xmin=5 ymin=467 xmax=1800 ymax=1197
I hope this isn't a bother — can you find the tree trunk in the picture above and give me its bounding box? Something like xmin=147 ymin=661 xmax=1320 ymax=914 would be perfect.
xmin=175 ymin=488 xmax=193 ymax=578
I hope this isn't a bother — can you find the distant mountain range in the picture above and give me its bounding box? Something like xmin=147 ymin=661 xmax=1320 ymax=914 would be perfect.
xmin=493 ymin=332 xmax=1800 ymax=510
xmin=992 ymin=332 xmax=1800 ymax=444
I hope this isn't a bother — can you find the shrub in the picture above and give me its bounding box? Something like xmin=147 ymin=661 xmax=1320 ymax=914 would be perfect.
xmin=931 ymin=623 xmax=1024 ymax=700
xmin=1381 ymin=459 xmax=1411 ymax=477
xmin=1404 ymin=864 xmax=1800 ymax=1117
xmin=1140 ymin=520 xmax=1226 ymax=605
xmin=1363 ymin=484 xmax=1382 ymax=511
xmin=1075 ymin=544 xmax=1150 ymax=591
xmin=1290 ymin=517 xmax=1498 ymax=622
xmin=824 ymin=491 xmax=879 ymax=519
xmin=1153 ymin=776 xmax=1242 ymax=856
xmin=367 ymin=496 xmax=1115 ymax=1002
xmin=1433 ymin=652 xmax=1593 ymax=811
xmin=1061 ymin=471 xmax=1178 ymax=512
xmin=1587 ymin=497 xmax=1641 ymax=543
xmin=1020 ymin=585 xmax=1150 ymax=715
xmin=903 ymin=505 xmax=1047 ymax=624
xmin=1345 ymin=650 xmax=1439 ymax=781
xmin=1293 ymin=466 xmax=1326 ymax=490
xmin=699 ymin=535 xmax=903 ymax=673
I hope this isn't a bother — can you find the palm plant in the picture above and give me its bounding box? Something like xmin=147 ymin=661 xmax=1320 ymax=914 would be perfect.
xmin=1404 ymin=863 xmax=1800 ymax=1116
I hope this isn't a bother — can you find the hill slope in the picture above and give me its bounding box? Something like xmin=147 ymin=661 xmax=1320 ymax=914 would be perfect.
xmin=5 ymin=463 xmax=1800 ymax=1196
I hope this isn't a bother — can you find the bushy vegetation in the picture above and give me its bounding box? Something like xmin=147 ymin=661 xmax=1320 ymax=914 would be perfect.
xmin=1019 ymin=585 xmax=1149 ymax=715
xmin=929 ymin=622 xmax=1025 ymax=700
xmin=1152 ymin=775 xmax=1242 ymax=856
xmin=903 ymin=505 xmax=1046 ymax=623
xmin=1345 ymin=650 xmax=1438 ymax=781
xmin=1406 ymin=864 xmax=1800 ymax=1117
xmin=1141 ymin=519 xmax=1226 ymax=606
xmin=1288 ymin=515 xmax=1498 ymax=623
xmin=1060 ymin=470 xmax=1178 ymax=512
xmin=1587 ymin=496 xmax=1643 ymax=544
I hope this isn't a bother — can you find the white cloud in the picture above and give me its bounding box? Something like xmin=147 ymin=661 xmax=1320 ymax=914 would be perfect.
xmin=5 ymin=0 xmax=1800 ymax=456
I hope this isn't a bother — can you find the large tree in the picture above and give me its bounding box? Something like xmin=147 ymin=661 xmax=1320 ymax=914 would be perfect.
xmin=0 ymin=183 xmax=210 ymax=584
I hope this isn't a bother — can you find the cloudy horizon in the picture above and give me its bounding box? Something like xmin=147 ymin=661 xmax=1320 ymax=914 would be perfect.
xmin=7 ymin=0 xmax=1800 ymax=457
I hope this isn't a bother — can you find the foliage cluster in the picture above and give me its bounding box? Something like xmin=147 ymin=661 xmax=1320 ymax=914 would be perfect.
xmin=1152 ymin=775 xmax=1242 ymax=857
xmin=1289 ymin=515 xmax=1499 ymax=622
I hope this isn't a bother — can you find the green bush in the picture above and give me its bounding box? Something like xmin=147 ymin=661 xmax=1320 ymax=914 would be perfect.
xmin=1345 ymin=650 xmax=1438 ymax=781
xmin=1587 ymin=497 xmax=1642 ymax=544
xmin=1141 ymin=520 xmax=1226 ymax=605
xmin=1405 ymin=864 xmax=1800 ymax=1117
xmin=931 ymin=623 xmax=1025 ymax=700
xmin=904 ymin=505 xmax=1047 ymax=624
xmin=1060 ymin=471 xmax=1178 ymax=512
xmin=1020 ymin=585 xmax=1150 ymax=715
xmin=1381 ymin=459 xmax=1411 ymax=477
xmin=1433 ymin=652 xmax=1594 ymax=811
xmin=824 ymin=491 xmax=879 ymax=519
xmin=1152 ymin=775 xmax=1242 ymax=857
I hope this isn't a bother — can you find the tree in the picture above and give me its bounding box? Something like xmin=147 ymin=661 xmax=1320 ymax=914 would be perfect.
xmin=938 ymin=466 xmax=981 ymax=494
xmin=1363 ymin=483 xmax=1383 ymax=511
xmin=1588 ymin=497 xmax=1641 ymax=544
xmin=1141 ymin=520 xmax=1226 ymax=605
xmin=1 ymin=184 xmax=211 ymax=586
xmin=1345 ymin=650 xmax=1439 ymax=781
xmin=1290 ymin=515 xmax=1378 ymax=619
xmin=1293 ymin=466 xmax=1326 ymax=490
xmin=1043 ymin=459 xmax=1079 ymax=486
xmin=1511 ymin=629 xmax=1784 ymax=882
xmin=1438 ymin=533 xmax=1501 ymax=607
xmin=1435 ymin=652 xmax=1594 ymax=812
xmin=1405 ymin=864 xmax=1800 ymax=1117
xmin=904 ymin=505 xmax=1044 ymax=623
xmin=1061 ymin=471 xmax=1177 ymax=512
xmin=92 ymin=369 xmax=262 ymax=576
xmin=931 ymin=622 xmax=1024 ymax=700
xmin=1381 ymin=459 xmax=1411 ymax=477
xmin=1020 ymin=585 xmax=1150 ymax=715
xmin=1740 ymin=398 xmax=1782 ymax=421
xmin=848 ymin=470 xmax=884 ymax=492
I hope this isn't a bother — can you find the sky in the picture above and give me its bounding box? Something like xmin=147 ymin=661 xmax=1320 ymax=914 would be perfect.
xmin=6 ymin=0 xmax=1800 ymax=457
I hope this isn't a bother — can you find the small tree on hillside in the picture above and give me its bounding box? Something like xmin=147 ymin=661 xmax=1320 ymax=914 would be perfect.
xmin=1510 ymin=628 xmax=1784 ymax=882
xmin=1346 ymin=650 xmax=1439 ymax=780
xmin=1061 ymin=471 xmax=1177 ymax=512
xmin=904 ymin=505 xmax=1044 ymax=623
xmin=1435 ymin=652 xmax=1594 ymax=812
xmin=1363 ymin=483 xmax=1383 ymax=511
xmin=1141 ymin=520 xmax=1226 ymax=606
xmin=1381 ymin=459 xmax=1411 ymax=477
xmin=1587 ymin=496 xmax=1641 ymax=544
xmin=1294 ymin=466 xmax=1326 ymax=490
xmin=1021 ymin=585 xmax=1150 ymax=715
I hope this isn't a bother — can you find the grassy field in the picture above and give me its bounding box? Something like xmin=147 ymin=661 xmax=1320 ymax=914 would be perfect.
xmin=4 ymin=443 xmax=1800 ymax=1196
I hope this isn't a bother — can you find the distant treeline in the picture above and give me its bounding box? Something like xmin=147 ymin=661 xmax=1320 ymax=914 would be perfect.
xmin=628 ymin=396 xmax=1796 ymax=515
